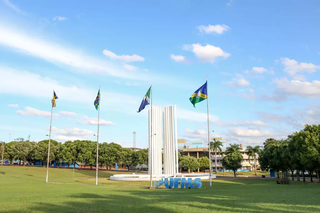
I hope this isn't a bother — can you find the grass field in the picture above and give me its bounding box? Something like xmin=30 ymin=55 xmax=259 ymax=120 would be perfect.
xmin=1 ymin=167 xmax=320 ymax=213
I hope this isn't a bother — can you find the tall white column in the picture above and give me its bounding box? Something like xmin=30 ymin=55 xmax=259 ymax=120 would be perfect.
xmin=163 ymin=105 xmax=178 ymax=175
xmin=148 ymin=106 xmax=162 ymax=176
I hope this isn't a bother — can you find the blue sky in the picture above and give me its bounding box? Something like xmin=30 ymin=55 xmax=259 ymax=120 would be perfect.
xmin=1 ymin=0 xmax=320 ymax=148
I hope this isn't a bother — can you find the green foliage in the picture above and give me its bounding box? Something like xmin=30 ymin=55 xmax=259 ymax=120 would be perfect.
xmin=259 ymin=124 xmax=320 ymax=182
xmin=210 ymin=140 xmax=223 ymax=152
xmin=198 ymin=156 xmax=209 ymax=171
xmin=222 ymin=144 xmax=243 ymax=177
xmin=179 ymin=156 xmax=200 ymax=172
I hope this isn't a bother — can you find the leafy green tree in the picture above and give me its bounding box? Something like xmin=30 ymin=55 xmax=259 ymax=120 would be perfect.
xmin=179 ymin=156 xmax=200 ymax=173
xmin=4 ymin=141 xmax=18 ymax=164
xmin=15 ymin=141 xmax=34 ymax=165
xmin=75 ymin=140 xmax=97 ymax=169
xmin=222 ymin=144 xmax=243 ymax=177
xmin=210 ymin=139 xmax=223 ymax=174
xmin=60 ymin=141 xmax=77 ymax=168
xmin=136 ymin=149 xmax=148 ymax=166
xmin=29 ymin=140 xmax=59 ymax=166
xmin=198 ymin=156 xmax=209 ymax=172
xmin=119 ymin=148 xmax=135 ymax=171
xmin=99 ymin=142 xmax=122 ymax=170
xmin=246 ymin=145 xmax=260 ymax=175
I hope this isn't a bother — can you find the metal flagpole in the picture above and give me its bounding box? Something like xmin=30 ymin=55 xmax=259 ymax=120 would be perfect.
xmin=206 ymin=76 xmax=212 ymax=187
xmin=96 ymin=86 xmax=101 ymax=186
xmin=1 ymin=143 xmax=4 ymax=166
xmin=149 ymin=85 xmax=153 ymax=189
xmin=46 ymin=92 xmax=54 ymax=183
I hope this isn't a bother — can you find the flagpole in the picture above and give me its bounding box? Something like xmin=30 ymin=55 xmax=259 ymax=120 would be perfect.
xmin=206 ymin=76 xmax=212 ymax=187
xmin=46 ymin=92 xmax=54 ymax=183
xmin=96 ymin=86 xmax=100 ymax=186
xmin=149 ymin=85 xmax=153 ymax=189
xmin=1 ymin=144 xmax=4 ymax=166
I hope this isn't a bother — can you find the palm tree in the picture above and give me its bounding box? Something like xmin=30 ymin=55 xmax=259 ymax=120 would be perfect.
xmin=225 ymin=144 xmax=242 ymax=155
xmin=210 ymin=139 xmax=223 ymax=174
xmin=246 ymin=145 xmax=260 ymax=175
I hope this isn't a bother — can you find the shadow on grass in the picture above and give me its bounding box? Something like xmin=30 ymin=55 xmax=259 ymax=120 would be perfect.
xmin=5 ymin=179 xmax=320 ymax=213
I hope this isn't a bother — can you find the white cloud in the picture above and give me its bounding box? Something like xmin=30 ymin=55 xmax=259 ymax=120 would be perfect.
xmin=228 ymin=128 xmax=273 ymax=137
xmin=183 ymin=43 xmax=230 ymax=63
xmin=3 ymin=0 xmax=27 ymax=15
xmin=59 ymin=111 xmax=77 ymax=116
xmin=16 ymin=107 xmax=58 ymax=117
xmin=307 ymin=110 xmax=315 ymax=115
xmin=8 ymin=104 xmax=18 ymax=108
xmin=171 ymin=54 xmax=186 ymax=62
xmin=280 ymin=58 xmax=320 ymax=80
xmin=53 ymin=16 xmax=67 ymax=21
xmin=126 ymin=82 xmax=140 ymax=86
xmin=103 ymin=49 xmax=144 ymax=62
xmin=0 ymin=67 xmax=140 ymax=112
xmin=248 ymin=88 xmax=254 ymax=93
xmin=252 ymin=67 xmax=268 ymax=73
xmin=274 ymin=78 xmax=320 ymax=98
xmin=123 ymin=64 xmax=138 ymax=71
xmin=0 ymin=26 xmax=142 ymax=79
xmin=177 ymin=108 xmax=219 ymax=123
xmin=197 ymin=24 xmax=230 ymax=35
xmin=78 ymin=116 xmax=115 ymax=126
xmin=52 ymin=126 xmax=94 ymax=136
xmin=184 ymin=128 xmax=221 ymax=144
xmin=212 ymin=120 xmax=267 ymax=127
xmin=226 ymin=77 xmax=250 ymax=87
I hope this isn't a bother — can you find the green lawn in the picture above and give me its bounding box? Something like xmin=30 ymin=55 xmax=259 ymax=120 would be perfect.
xmin=1 ymin=167 xmax=320 ymax=213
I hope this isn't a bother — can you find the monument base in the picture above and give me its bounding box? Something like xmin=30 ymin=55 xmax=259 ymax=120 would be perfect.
xmin=110 ymin=173 xmax=216 ymax=181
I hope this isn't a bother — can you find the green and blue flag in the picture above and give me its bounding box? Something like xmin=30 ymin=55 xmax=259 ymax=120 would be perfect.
xmin=137 ymin=86 xmax=151 ymax=113
xmin=189 ymin=81 xmax=207 ymax=107
xmin=94 ymin=89 xmax=100 ymax=110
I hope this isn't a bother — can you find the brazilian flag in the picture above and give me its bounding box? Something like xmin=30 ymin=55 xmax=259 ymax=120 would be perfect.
xmin=52 ymin=91 xmax=58 ymax=107
xmin=189 ymin=81 xmax=207 ymax=107
xmin=94 ymin=89 xmax=100 ymax=110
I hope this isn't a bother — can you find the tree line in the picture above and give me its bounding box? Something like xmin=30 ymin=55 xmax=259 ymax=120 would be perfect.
xmin=259 ymin=124 xmax=320 ymax=182
xmin=0 ymin=140 xmax=148 ymax=171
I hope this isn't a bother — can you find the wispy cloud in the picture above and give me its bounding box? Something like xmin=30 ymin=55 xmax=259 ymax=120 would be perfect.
xmin=8 ymin=104 xmax=18 ymax=108
xmin=171 ymin=54 xmax=186 ymax=62
xmin=103 ymin=49 xmax=144 ymax=62
xmin=53 ymin=16 xmax=67 ymax=21
xmin=3 ymin=0 xmax=27 ymax=15
xmin=78 ymin=116 xmax=115 ymax=126
xmin=0 ymin=66 xmax=141 ymax=112
xmin=0 ymin=25 xmax=145 ymax=80
xmin=16 ymin=107 xmax=59 ymax=117
xmin=123 ymin=64 xmax=138 ymax=71
xmin=197 ymin=24 xmax=230 ymax=35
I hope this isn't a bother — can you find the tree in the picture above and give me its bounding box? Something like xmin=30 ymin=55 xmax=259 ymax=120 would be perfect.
xmin=179 ymin=156 xmax=200 ymax=173
xmin=4 ymin=141 xmax=18 ymax=164
xmin=75 ymin=140 xmax=96 ymax=169
xmin=222 ymin=144 xmax=243 ymax=177
xmin=198 ymin=156 xmax=209 ymax=172
xmin=119 ymin=148 xmax=135 ymax=171
xmin=246 ymin=145 xmax=260 ymax=175
xmin=29 ymin=140 xmax=59 ymax=166
xmin=15 ymin=141 xmax=34 ymax=165
xmin=210 ymin=139 xmax=223 ymax=174
xmin=60 ymin=141 xmax=77 ymax=168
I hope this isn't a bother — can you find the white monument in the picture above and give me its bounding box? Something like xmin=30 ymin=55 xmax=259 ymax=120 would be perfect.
xmin=148 ymin=106 xmax=162 ymax=176
xmin=163 ymin=105 xmax=179 ymax=175
xmin=110 ymin=105 xmax=214 ymax=181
